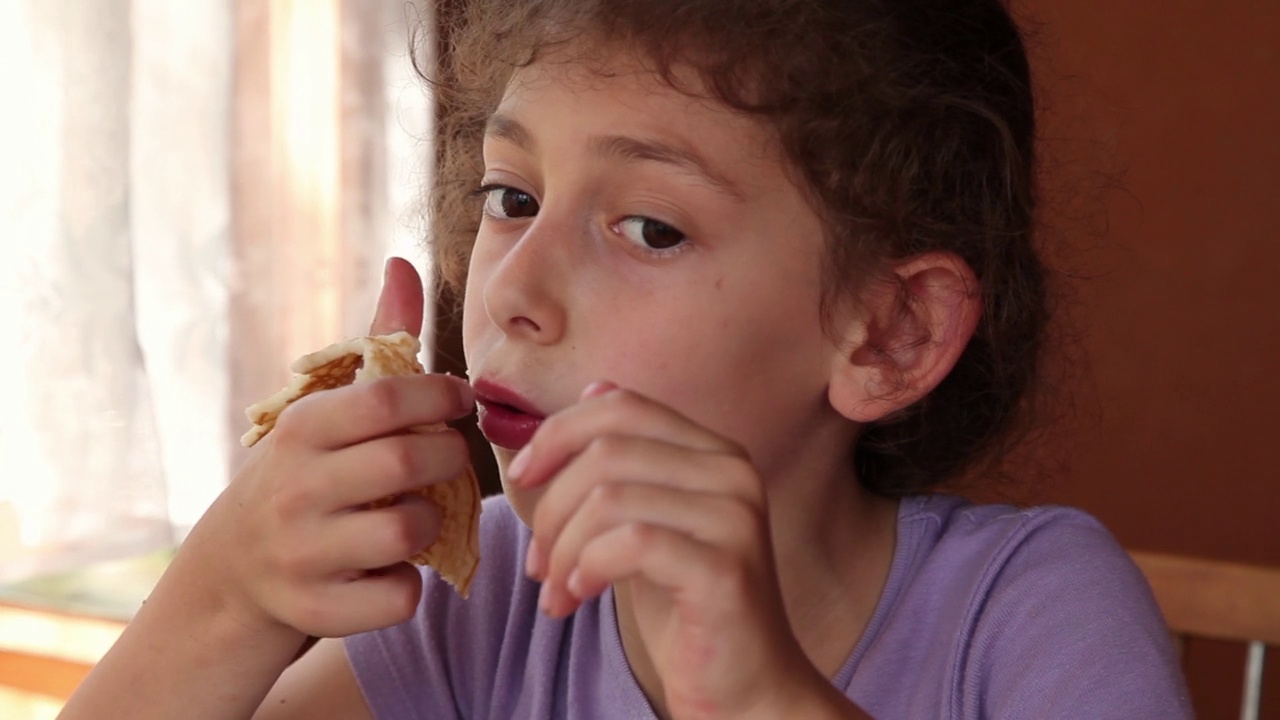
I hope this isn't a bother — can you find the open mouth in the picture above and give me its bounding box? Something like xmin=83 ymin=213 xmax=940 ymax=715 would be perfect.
xmin=473 ymin=380 xmax=545 ymax=451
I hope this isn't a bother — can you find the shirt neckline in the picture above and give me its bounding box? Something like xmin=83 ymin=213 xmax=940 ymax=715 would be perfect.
xmin=830 ymin=494 xmax=929 ymax=688
xmin=597 ymin=495 xmax=930 ymax=711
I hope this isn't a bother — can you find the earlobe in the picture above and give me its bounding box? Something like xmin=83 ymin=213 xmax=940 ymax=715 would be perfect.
xmin=828 ymin=253 xmax=981 ymax=423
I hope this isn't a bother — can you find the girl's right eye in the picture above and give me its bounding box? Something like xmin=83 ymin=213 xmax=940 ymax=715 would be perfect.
xmin=479 ymin=185 xmax=539 ymax=219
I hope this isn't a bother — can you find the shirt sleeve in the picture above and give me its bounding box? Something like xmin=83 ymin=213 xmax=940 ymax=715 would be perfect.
xmin=960 ymin=509 xmax=1194 ymax=719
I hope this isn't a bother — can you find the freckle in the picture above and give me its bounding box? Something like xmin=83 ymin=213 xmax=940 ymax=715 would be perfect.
xmin=715 ymin=277 xmax=724 ymax=290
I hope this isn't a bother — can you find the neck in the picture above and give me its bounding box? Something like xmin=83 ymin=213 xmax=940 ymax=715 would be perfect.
xmin=773 ymin=478 xmax=897 ymax=667
xmin=614 ymin=431 xmax=899 ymax=715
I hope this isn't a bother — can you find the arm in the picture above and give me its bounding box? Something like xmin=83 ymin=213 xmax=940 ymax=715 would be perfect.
xmin=57 ymin=387 xmax=465 ymax=719
xmin=58 ymin=524 xmax=307 ymax=720
xmin=255 ymin=639 xmax=371 ymax=720
xmin=64 ymin=592 xmax=368 ymax=720
xmin=60 ymin=259 xmax=459 ymax=720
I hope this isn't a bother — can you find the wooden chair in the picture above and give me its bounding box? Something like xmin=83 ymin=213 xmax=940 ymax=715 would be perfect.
xmin=0 ymin=603 xmax=124 ymax=706
xmin=1130 ymin=551 xmax=1280 ymax=720
xmin=0 ymin=648 xmax=94 ymax=700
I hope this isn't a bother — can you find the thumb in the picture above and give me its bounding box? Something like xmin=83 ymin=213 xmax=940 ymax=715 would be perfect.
xmin=370 ymin=257 xmax=425 ymax=337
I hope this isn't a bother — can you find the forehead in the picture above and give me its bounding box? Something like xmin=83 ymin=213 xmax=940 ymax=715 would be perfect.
xmin=492 ymin=45 xmax=783 ymax=168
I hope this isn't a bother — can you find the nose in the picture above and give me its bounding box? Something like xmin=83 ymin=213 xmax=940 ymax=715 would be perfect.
xmin=481 ymin=217 xmax=569 ymax=345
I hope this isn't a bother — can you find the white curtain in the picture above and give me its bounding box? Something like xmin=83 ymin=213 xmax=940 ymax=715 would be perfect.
xmin=0 ymin=0 xmax=432 ymax=585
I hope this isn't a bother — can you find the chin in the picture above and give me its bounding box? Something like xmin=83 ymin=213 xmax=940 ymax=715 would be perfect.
xmin=502 ymin=483 xmax=541 ymax=529
xmin=491 ymin=447 xmax=540 ymax=528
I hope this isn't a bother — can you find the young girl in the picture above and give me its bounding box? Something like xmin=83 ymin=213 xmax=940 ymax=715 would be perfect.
xmin=60 ymin=0 xmax=1192 ymax=718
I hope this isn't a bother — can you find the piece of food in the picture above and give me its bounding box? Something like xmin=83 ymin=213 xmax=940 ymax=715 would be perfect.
xmin=241 ymin=331 xmax=480 ymax=597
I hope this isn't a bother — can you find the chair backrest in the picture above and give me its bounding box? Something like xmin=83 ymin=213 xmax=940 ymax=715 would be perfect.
xmin=1130 ymin=550 xmax=1280 ymax=720
xmin=0 ymin=648 xmax=93 ymax=700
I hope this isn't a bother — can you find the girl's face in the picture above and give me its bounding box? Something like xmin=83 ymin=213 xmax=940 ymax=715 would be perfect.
xmin=462 ymin=50 xmax=856 ymax=522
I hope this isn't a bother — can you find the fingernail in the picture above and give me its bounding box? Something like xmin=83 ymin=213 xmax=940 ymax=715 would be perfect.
xmin=508 ymin=444 xmax=532 ymax=483
xmin=580 ymin=380 xmax=617 ymax=400
xmin=566 ymin=568 xmax=583 ymax=599
xmin=383 ymin=257 xmax=394 ymax=283
xmin=449 ymin=375 xmax=476 ymax=410
xmin=525 ymin=537 xmax=544 ymax=579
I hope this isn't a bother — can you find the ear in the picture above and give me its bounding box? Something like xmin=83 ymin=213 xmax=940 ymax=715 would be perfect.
xmin=829 ymin=252 xmax=981 ymax=423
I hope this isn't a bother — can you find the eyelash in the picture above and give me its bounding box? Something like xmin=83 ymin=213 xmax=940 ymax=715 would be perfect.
xmin=475 ymin=183 xmax=536 ymax=221
xmin=474 ymin=183 xmax=693 ymax=258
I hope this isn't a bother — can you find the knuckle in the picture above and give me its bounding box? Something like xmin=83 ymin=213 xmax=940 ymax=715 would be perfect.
xmin=383 ymin=437 xmax=422 ymax=480
xmin=625 ymin=521 xmax=659 ymax=552
xmin=575 ymin=546 xmax=604 ymax=578
xmin=269 ymin=481 xmax=312 ymax=523
xmin=432 ymin=430 xmax=469 ymax=479
xmin=716 ymin=494 xmax=749 ymax=526
xmin=582 ymin=434 xmax=624 ymax=466
xmin=577 ymin=531 xmax=606 ymax=563
xmin=271 ymin=401 xmax=308 ymax=445
xmin=706 ymin=549 xmax=752 ymax=594
xmin=436 ymin=375 xmax=470 ymax=415
xmin=721 ymin=456 xmax=765 ymax=505
xmin=586 ymin=482 xmax=627 ymax=519
xmin=291 ymin=593 xmax=333 ymax=635
xmin=385 ymin=578 xmax=423 ymax=623
xmin=363 ymin=378 xmax=403 ymax=422
xmin=722 ymin=438 xmax=751 ymax=462
xmin=382 ymin=511 xmax=426 ymax=558
xmin=269 ymin=540 xmax=312 ymax=580
xmin=723 ymin=499 xmax=766 ymax=548
xmin=599 ymin=389 xmax=635 ymax=420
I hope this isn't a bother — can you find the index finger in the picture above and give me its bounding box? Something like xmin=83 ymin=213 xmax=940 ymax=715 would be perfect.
xmin=280 ymin=373 xmax=475 ymax=450
xmin=508 ymin=384 xmax=745 ymax=490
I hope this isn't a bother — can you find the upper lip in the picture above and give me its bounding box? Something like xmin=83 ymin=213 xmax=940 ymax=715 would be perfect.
xmin=472 ymin=378 xmax=548 ymax=418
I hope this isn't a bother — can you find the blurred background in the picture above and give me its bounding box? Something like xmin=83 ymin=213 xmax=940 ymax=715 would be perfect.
xmin=0 ymin=1 xmax=1275 ymax=718
xmin=0 ymin=0 xmax=431 ymax=717
xmin=1016 ymin=0 xmax=1280 ymax=716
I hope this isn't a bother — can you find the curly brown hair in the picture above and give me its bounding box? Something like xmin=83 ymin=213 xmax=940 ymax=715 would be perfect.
xmin=423 ymin=0 xmax=1049 ymax=497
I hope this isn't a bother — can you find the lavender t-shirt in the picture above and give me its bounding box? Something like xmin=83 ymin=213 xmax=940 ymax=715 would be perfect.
xmin=345 ymin=494 xmax=1192 ymax=719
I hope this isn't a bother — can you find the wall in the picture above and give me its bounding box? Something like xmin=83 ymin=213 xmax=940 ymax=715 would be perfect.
xmin=1019 ymin=0 xmax=1280 ymax=716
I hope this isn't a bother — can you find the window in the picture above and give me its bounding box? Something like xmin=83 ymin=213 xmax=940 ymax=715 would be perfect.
xmin=0 ymin=1 xmax=433 ymax=713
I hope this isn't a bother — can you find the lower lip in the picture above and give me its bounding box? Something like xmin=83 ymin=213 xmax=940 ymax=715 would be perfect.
xmin=476 ymin=400 xmax=543 ymax=450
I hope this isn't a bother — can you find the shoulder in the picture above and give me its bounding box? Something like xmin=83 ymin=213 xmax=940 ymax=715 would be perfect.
xmin=893 ymin=495 xmax=1154 ymax=605
xmin=904 ymin=493 xmax=1121 ymax=556
xmin=897 ymin=495 xmax=1170 ymax=654
xmin=906 ymin=496 xmax=1143 ymax=589
xmin=896 ymin=495 xmax=1193 ymax=718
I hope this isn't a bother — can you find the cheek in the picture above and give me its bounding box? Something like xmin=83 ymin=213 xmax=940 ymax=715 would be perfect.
xmin=460 ymin=268 xmax=490 ymax=359
xmin=617 ymin=294 xmax=828 ymax=444
xmin=461 ymin=296 xmax=482 ymax=354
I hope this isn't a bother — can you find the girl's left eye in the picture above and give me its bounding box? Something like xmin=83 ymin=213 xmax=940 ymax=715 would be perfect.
xmin=615 ymin=217 xmax=688 ymax=252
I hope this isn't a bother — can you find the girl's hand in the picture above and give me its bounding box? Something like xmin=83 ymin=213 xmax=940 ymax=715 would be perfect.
xmin=180 ymin=258 xmax=473 ymax=640
xmin=511 ymin=383 xmax=835 ymax=719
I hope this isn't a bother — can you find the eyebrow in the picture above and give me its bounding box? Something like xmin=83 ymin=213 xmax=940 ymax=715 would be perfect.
xmin=485 ymin=114 xmax=536 ymax=152
xmin=484 ymin=113 xmax=744 ymax=201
